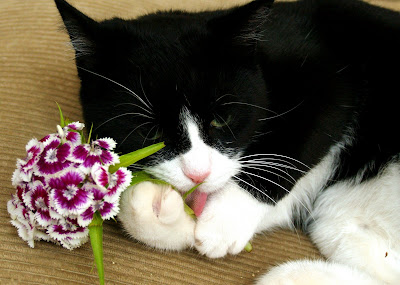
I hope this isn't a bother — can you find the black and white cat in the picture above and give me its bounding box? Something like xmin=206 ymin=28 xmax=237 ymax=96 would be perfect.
xmin=54 ymin=0 xmax=400 ymax=283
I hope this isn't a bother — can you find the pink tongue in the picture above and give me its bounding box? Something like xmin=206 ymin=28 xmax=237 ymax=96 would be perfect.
xmin=188 ymin=191 xmax=208 ymax=217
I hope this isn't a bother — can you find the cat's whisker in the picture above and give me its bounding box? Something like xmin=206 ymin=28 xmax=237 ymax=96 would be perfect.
xmin=119 ymin=122 xmax=152 ymax=147
xmin=239 ymin=170 xmax=291 ymax=194
xmin=243 ymin=161 xmax=307 ymax=174
xmin=77 ymin=66 xmax=153 ymax=114
xmin=239 ymin=170 xmax=313 ymax=217
xmin=243 ymin=163 xmax=297 ymax=183
xmin=258 ymin=100 xmax=304 ymax=121
xmin=139 ymin=70 xmax=153 ymax=108
xmin=241 ymin=165 xmax=296 ymax=184
xmin=233 ymin=175 xmax=277 ymax=205
xmin=215 ymin=93 xmax=236 ymax=103
xmin=95 ymin=112 xmax=153 ymax=131
xmin=239 ymin=153 xmax=310 ymax=169
xmin=241 ymin=157 xmax=297 ymax=168
xmin=216 ymin=114 xmax=236 ymax=140
xmin=114 ymin=102 xmax=153 ymax=115
xmin=222 ymin=101 xmax=277 ymax=114
xmin=141 ymin=124 xmax=158 ymax=147
xmin=252 ymin=131 xmax=273 ymax=138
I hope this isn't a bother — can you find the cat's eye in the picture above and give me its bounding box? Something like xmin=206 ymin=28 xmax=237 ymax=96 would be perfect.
xmin=138 ymin=128 xmax=163 ymax=141
xmin=210 ymin=115 xmax=232 ymax=128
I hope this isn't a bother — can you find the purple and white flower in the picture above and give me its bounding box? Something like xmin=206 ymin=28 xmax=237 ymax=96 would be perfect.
xmin=70 ymin=138 xmax=119 ymax=175
xmin=8 ymin=121 xmax=132 ymax=250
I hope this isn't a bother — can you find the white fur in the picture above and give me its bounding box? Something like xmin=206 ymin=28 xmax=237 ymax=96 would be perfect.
xmin=118 ymin=181 xmax=195 ymax=250
xmin=308 ymin=163 xmax=400 ymax=284
xmin=256 ymin=260 xmax=381 ymax=285
xmin=118 ymin=112 xmax=400 ymax=284
xmin=195 ymin=182 xmax=267 ymax=258
xmin=145 ymin=111 xmax=241 ymax=193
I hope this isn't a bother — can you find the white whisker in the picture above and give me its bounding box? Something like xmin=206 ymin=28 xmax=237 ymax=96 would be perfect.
xmin=244 ymin=161 xmax=307 ymax=174
xmin=233 ymin=175 xmax=277 ymax=204
xmin=222 ymin=101 xmax=277 ymax=114
xmin=242 ymin=157 xmax=297 ymax=168
xmin=215 ymin=93 xmax=236 ymax=102
xmin=95 ymin=112 xmax=153 ymax=131
xmin=258 ymin=100 xmax=304 ymax=121
xmin=141 ymin=124 xmax=158 ymax=147
xmin=241 ymin=165 xmax=296 ymax=184
xmin=239 ymin=170 xmax=291 ymax=194
xmin=239 ymin=153 xmax=310 ymax=169
xmin=216 ymin=114 xmax=236 ymax=140
xmin=139 ymin=70 xmax=153 ymax=108
xmin=114 ymin=102 xmax=154 ymax=115
xmin=119 ymin=122 xmax=152 ymax=147
xmin=77 ymin=66 xmax=153 ymax=113
xmin=239 ymin=170 xmax=312 ymax=217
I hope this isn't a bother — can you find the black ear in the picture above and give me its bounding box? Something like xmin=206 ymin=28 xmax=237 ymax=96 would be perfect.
xmin=54 ymin=0 xmax=98 ymax=58
xmin=208 ymin=0 xmax=274 ymax=52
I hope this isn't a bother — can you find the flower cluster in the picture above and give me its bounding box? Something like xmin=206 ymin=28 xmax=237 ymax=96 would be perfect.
xmin=7 ymin=122 xmax=132 ymax=250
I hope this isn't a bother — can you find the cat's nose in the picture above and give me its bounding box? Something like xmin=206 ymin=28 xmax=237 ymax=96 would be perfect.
xmin=184 ymin=170 xmax=210 ymax=184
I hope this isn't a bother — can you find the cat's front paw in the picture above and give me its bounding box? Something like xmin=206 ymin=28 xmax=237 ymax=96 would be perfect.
xmin=194 ymin=184 xmax=266 ymax=258
xmin=118 ymin=181 xmax=195 ymax=251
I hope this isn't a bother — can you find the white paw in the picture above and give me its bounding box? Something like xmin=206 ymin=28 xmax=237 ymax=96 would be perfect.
xmin=118 ymin=181 xmax=195 ymax=251
xmin=194 ymin=184 xmax=266 ymax=258
xmin=256 ymin=260 xmax=381 ymax=285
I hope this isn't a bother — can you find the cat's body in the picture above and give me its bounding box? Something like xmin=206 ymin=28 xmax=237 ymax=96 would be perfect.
xmin=55 ymin=0 xmax=400 ymax=283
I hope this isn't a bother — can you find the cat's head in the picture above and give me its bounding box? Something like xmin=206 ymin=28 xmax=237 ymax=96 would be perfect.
xmin=54 ymin=0 xmax=280 ymax=200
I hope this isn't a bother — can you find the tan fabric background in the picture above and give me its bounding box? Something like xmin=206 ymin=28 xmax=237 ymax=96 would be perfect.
xmin=0 ymin=0 xmax=398 ymax=284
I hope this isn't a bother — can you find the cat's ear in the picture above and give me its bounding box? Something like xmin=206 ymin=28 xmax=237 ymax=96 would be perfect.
xmin=54 ymin=0 xmax=98 ymax=61
xmin=208 ymin=0 xmax=274 ymax=54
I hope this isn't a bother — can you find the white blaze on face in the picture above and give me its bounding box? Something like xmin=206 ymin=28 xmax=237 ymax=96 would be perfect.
xmin=145 ymin=108 xmax=241 ymax=194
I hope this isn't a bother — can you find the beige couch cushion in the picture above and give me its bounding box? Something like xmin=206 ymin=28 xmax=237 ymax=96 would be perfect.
xmin=0 ymin=0 xmax=398 ymax=284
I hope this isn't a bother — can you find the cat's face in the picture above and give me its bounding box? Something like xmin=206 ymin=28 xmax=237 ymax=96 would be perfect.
xmin=55 ymin=0 xmax=277 ymax=198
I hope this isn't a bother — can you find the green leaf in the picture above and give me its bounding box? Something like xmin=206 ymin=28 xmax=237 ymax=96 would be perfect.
xmin=244 ymin=242 xmax=253 ymax=253
xmin=182 ymin=183 xmax=203 ymax=200
xmin=56 ymin=102 xmax=65 ymax=128
xmin=184 ymin=203 xmax=196 ymax=219
xmin=87 ymin=123 xmax=94 ymax=144
xmin=109 ymin=142 xmax=165 ymax=173
xmin=89 ymin=211 xmax=104 ymax=285
xmin=129 ymin=171 xmax=170 ymax=187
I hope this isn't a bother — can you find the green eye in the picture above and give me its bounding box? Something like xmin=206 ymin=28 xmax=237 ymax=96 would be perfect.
xmin=210 ymin=115 xmax=232 ymax=128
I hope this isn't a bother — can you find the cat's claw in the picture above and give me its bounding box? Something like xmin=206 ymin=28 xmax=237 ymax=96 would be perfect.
xmin=194 ymin=184 xmax=266 ymax=258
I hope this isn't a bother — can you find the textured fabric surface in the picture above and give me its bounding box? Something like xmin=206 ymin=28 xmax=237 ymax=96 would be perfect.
xmin=0 ymin=0 xmax=398 ymax=284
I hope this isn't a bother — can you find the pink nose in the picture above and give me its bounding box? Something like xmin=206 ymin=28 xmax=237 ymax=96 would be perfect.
xmin=184 ymin=171 xmax=210 ymax=184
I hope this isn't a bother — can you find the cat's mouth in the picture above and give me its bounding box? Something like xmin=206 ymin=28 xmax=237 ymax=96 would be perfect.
xmin=184 ymin=189 xmax=208 ymax=217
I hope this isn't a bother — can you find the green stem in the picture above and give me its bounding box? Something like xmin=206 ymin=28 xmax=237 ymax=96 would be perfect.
xmin=109 ymin=142 xmax=165 ymax=173
xmin=89 ymin=212 xmax=104 ymax=285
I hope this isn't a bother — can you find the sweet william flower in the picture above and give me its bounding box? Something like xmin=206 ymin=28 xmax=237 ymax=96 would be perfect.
xmin=8 ymin=105 xmax=165 ymax=285
xmin=7 ymin=120 xmax=131 ymax=251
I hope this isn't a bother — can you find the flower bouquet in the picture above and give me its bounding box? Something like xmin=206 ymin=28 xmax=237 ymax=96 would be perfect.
xmin=7 ymin=105 xmax=164 ymax=285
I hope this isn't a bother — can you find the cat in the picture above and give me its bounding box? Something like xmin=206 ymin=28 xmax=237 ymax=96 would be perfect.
xmin=54 ymin=0 xmax=400 ymax=283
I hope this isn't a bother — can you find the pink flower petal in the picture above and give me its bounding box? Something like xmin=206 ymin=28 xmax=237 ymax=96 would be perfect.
xmin=66 ymin=122 xmax=85 ymax=131
xmin=70 ymin=144 xmax=90 ymax=163
xmin=95 ymin=138 xmax=116 ymax=150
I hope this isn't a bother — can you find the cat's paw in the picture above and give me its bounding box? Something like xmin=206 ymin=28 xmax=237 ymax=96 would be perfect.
xmin=255 ymin=260 xmax=381 ymax=285
xmin=118 ymin=181 xmax=195 ymax=251
xmin=194 ymin=184 xmax=266 ymax=258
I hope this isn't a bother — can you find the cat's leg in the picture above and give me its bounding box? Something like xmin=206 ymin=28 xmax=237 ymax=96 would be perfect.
xmin=194 ymin=182 xmax=270 ymax=258
xmin=255 ymin=260 xmax=381 ymax=285
xmin=307 ymin=163 xmax=400 ymax=284
xmin=118 ymin=181 xmax=195 ymax=250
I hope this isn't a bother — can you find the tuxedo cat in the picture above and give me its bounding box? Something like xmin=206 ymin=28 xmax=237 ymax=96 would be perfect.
xmin=54 ymin=0 xmax=400 ymax=283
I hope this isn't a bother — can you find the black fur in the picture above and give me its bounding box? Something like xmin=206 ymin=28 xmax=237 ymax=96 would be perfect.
xmin=54 ymin=0 xmax=400 ymax=203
